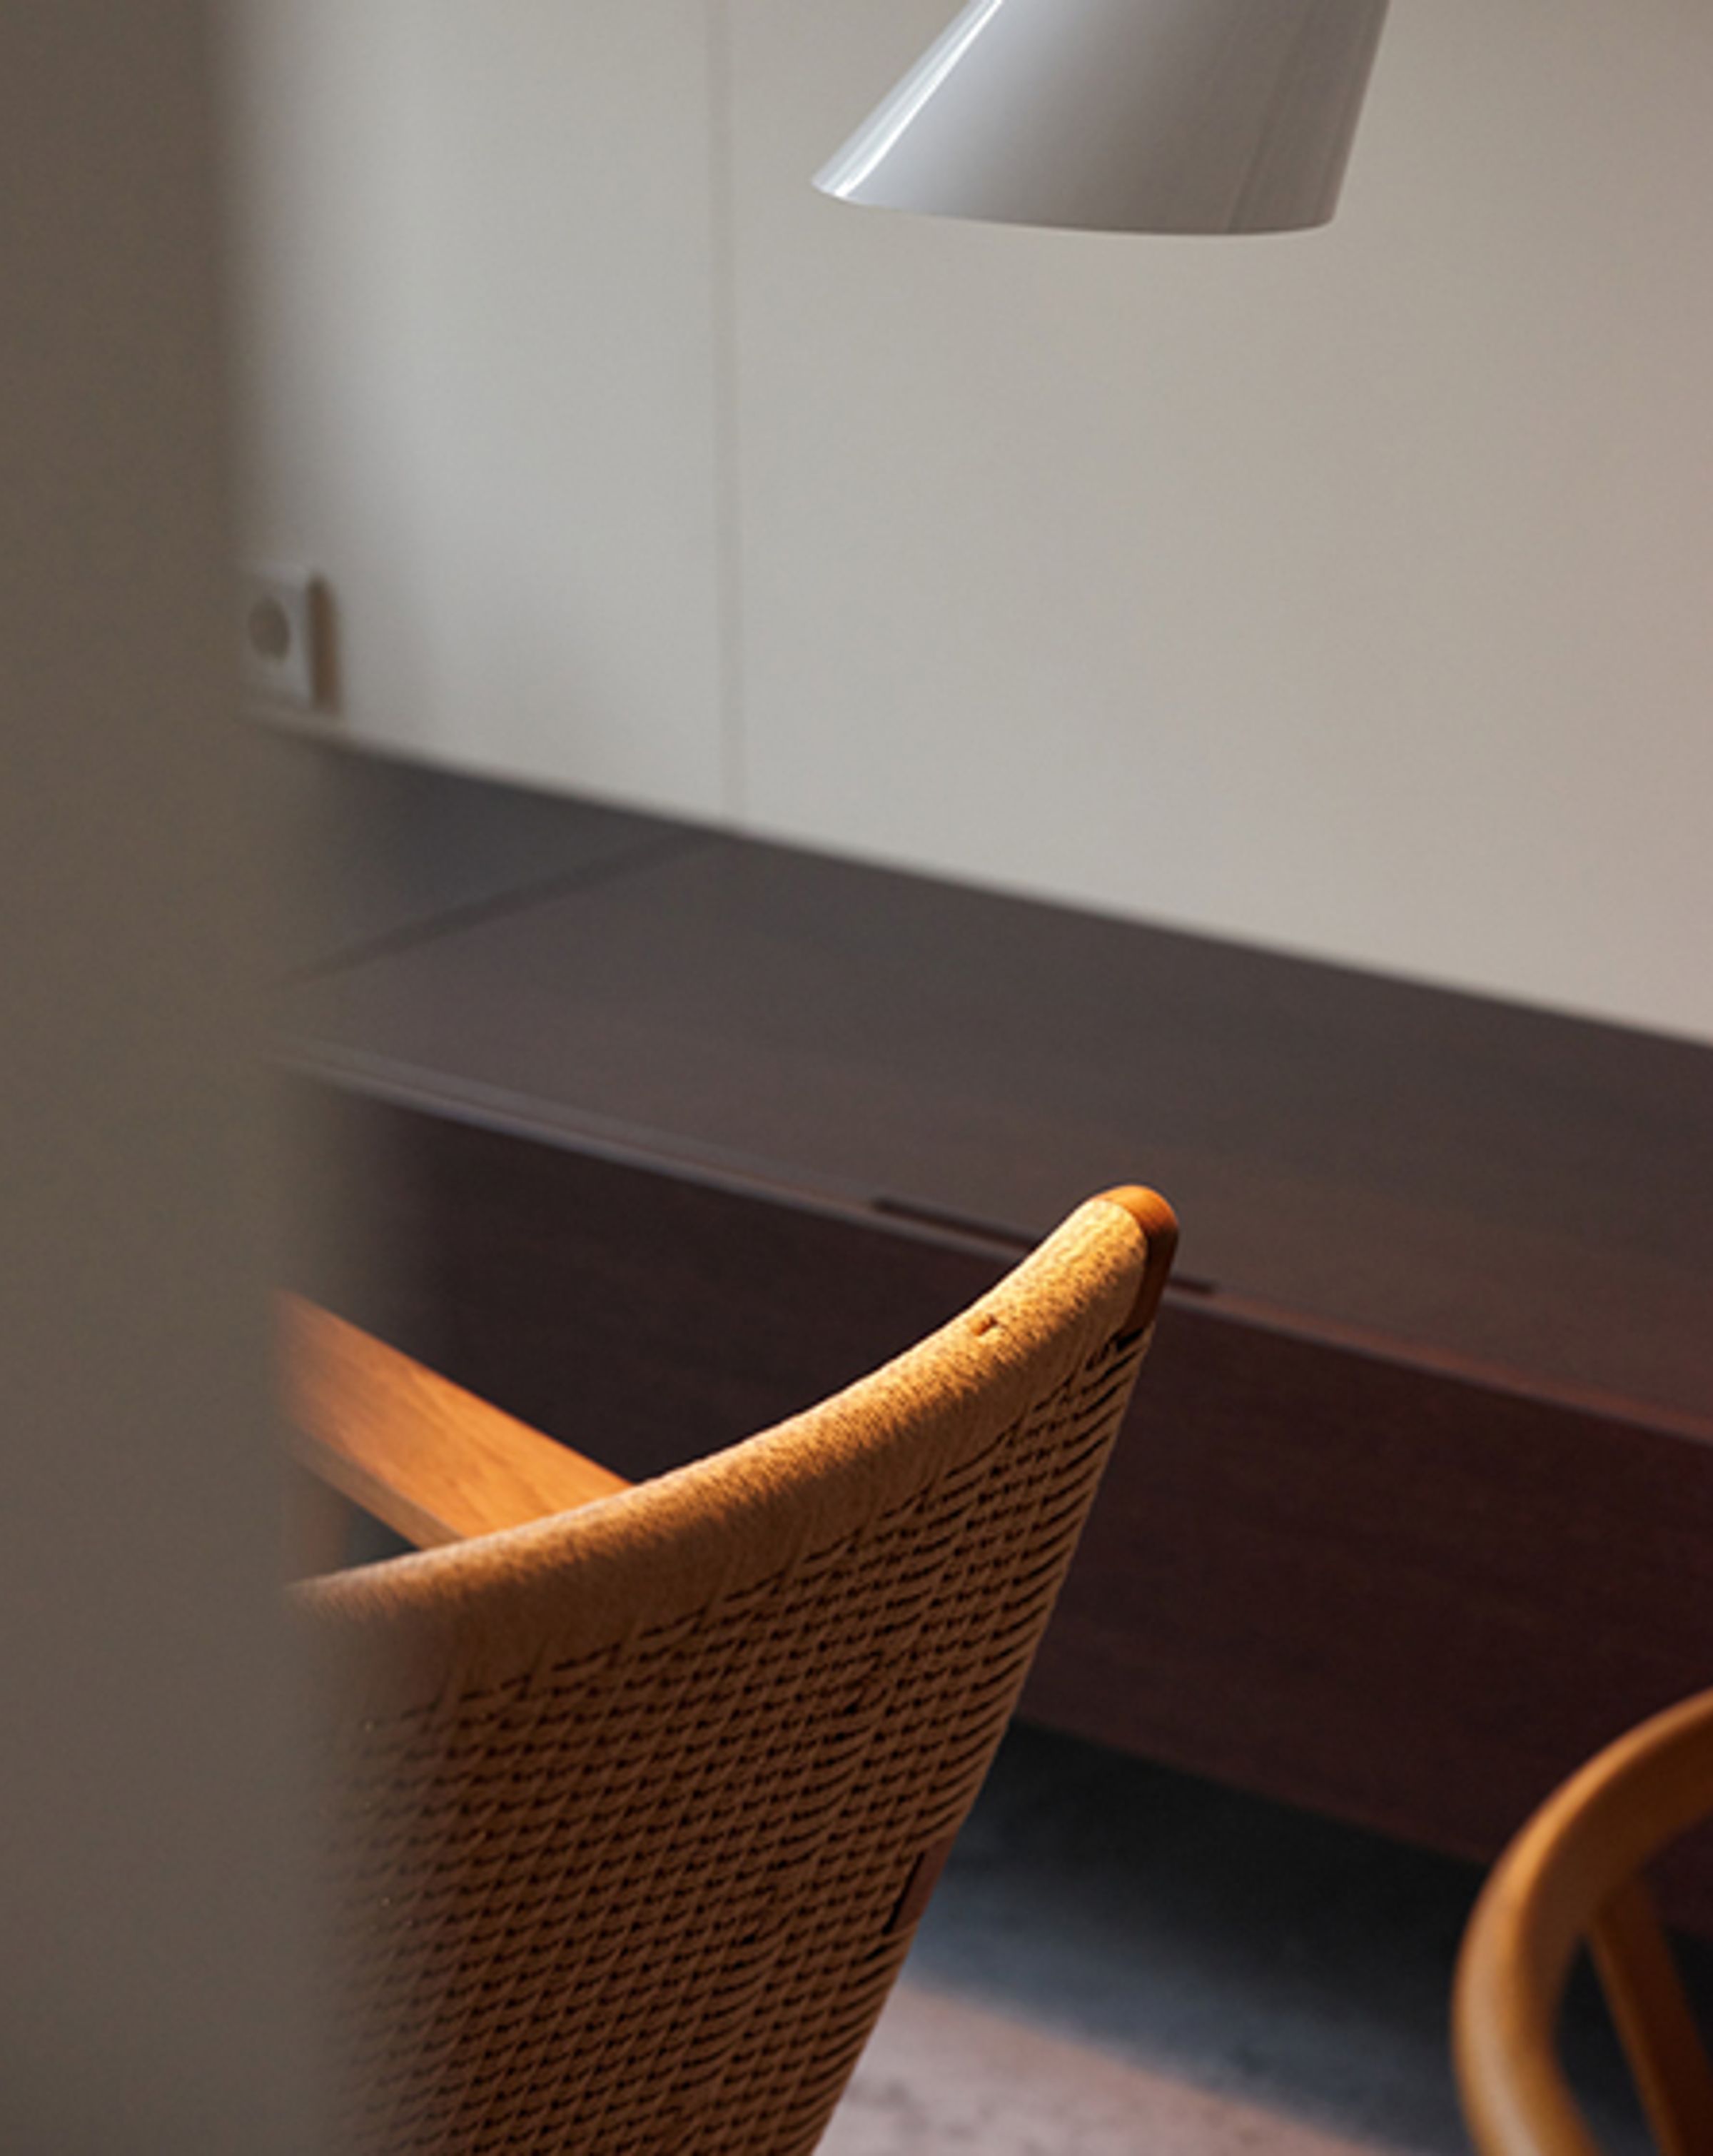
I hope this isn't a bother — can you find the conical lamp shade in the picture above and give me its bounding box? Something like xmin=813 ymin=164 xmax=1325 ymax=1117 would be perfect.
xmin=815 ymin=0 xmax=1390 ymax=236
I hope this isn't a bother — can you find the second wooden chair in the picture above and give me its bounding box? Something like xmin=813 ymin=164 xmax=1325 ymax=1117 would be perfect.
xmin=1455 ymin=1688 xmax=1713 ymax=2156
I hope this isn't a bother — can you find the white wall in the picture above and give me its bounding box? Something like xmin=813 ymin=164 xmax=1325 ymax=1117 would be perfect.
xmin=233 ymin=0 xmax=1713 ymax=1042
xmin=231 ymin=0 xmax=731 ymax=814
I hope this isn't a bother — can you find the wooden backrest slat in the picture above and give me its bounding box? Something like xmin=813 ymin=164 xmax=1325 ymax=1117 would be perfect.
xmin=1589 ymin=1875 xmax=1713 ymax=2156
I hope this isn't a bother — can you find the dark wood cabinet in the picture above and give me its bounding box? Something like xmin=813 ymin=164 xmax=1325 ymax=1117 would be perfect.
xmin=272 ymin=735 xmax=1713 ymax=1913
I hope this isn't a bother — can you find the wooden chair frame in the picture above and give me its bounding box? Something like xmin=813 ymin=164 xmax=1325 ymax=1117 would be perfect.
xmin=281 ymin=1293 xmax=632 ymax=1563
xmin=1455 ymin=1689 xmax=1713 ymax=2156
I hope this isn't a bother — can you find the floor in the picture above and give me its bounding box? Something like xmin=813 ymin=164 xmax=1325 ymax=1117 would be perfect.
xmin=821 ymin=1724 xmax=1665 ymax=2156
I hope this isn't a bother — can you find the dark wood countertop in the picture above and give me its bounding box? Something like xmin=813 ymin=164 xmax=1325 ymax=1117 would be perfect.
xmin=272 ymin=733 xmax=1713 ymax=1440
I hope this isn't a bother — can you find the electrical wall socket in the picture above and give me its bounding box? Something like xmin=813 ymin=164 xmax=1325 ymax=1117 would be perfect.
xmin=239 ymin=566 xmax=321 ymax=710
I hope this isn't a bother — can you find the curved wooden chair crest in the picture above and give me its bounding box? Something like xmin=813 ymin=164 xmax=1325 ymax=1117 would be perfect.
xmin=285 ymin=1186 xmax=1176 ymax=2156
xmin=1455 ymin=1688 xmax=1713 ymax=2156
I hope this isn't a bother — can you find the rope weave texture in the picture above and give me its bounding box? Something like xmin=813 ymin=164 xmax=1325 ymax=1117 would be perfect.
xmin=312 ymin=1214 xmax=1153 ymax=2154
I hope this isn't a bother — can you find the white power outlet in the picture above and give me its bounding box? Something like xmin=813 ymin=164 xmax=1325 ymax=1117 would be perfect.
xmin=240 ymin=566 xmax=321 ymax=710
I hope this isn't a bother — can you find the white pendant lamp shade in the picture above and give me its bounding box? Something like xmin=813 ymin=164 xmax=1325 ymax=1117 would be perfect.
xmin=814 ymin=0 xmax=1390 ymax=236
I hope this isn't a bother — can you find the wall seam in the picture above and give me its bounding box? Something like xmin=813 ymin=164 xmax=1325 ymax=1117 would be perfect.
xmin=706 ymin=0 xmax=748 ymax=823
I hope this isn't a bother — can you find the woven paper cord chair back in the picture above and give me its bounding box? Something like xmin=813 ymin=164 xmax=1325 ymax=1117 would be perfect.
xmin=295 ymin=1189 xmax=1174 ymax=2156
